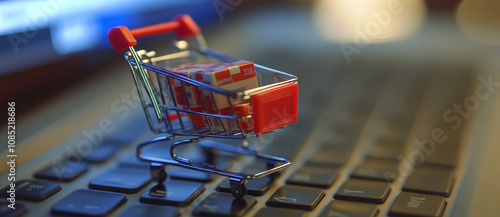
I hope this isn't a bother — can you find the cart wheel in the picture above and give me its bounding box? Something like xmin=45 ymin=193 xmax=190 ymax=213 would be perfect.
xmin=150 ymin=162 xmax=167 ymax=183
xmin=229 ymin=178 xmax=248 ymax=198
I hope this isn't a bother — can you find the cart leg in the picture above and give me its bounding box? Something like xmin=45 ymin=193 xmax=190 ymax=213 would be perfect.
xmin=202 ymin=146 xmax=216 ymax=165
xmin=266 ymin=161 xmax=280 ymax=180
xmin=150 ymin=162 xmax=167 ymax=183
xmin=229 ymin=178 xmax=248 ymax=198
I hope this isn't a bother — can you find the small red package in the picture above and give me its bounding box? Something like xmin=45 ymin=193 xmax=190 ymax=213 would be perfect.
xmin=169 ymin=60 xmax=258 ymax=131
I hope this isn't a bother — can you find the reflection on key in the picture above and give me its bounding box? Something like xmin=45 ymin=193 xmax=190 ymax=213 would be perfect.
xmin=140 ymin=180 xmax=205 ymax=207
xmin=319 ymin=200 xmax=378 ymax=217
xmin=51 ymin=189 xmax=127 ymax=217
xmin=192 ymin=193 xmax=256 ymax=217
xmin=89 ymin=167 xmax=151 ymax=194
xmin=334 ymin=179 xmax=391 ymax=204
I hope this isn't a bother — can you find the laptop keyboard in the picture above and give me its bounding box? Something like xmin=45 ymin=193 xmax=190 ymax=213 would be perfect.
xmin=1 ymin=60 xmax=475 ymax=217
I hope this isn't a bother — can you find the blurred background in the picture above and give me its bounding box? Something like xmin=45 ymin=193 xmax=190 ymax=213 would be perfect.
xmin=1 ymin=0 xmax=499 ymax=120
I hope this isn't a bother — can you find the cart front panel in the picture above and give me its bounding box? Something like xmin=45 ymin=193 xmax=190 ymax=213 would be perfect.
xmin=252 ymin=82 xmax=298 ymax=134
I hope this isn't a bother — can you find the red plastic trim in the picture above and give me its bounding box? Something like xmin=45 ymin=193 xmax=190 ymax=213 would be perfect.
xmin=108 ymin=14 xmax=200 ymax=52
xmin=252 ymin=83 xmax=298 ymax=134
xmin=108 ymin=26 xmax=137 ymax=52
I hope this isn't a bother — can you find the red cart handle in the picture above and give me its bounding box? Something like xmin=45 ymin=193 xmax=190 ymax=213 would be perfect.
xmin=108 ymin=14 xmax=200 ymax=52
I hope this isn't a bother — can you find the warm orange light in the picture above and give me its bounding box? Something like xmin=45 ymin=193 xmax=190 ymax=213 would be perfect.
xmin=456 ymin=0 xmax=500 ymax=45
xmin=313 ymin=0 xmax=427 ymax=43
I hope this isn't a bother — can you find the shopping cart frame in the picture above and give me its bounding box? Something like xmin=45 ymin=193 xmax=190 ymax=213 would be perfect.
xmin=109 ymin=15 xmax=298 ymax=197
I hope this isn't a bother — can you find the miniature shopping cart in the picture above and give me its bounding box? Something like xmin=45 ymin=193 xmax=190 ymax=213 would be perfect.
xmin=108 ymin=15 xmax=298 ymax=198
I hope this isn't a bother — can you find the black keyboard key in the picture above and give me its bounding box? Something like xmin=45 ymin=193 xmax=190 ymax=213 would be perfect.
xmin=412 ymin=126 xmax=460 ymax=167
xmin=117 ymin=205 xmax=178 ymax=217
xmin=192 ymin=192 xmax=256 ymax=217
xmin=0 ymin=200 xmax=27 ymax=217
xmin=266 ymin=185 xmax=325 ymax=211
xmin=255 ymin=207 xmax=306 ymax=217
xmin=368 ymin=143 xmax=405 ymax=159
xmin=389 ymin=192 xmax=446 ymax=217
xmin=140 ymin=180 xmax=205 ymax=206
xmin=52 ymin=189 xmax=127 ymax=217
xmin=262 ymin=142 xmax=300 ymax=160
xmin=334 ymin=179 xmax=391 ymax=204
xmin=287 ymin=164 xmax=338 ymax=188
xmin=169 ymin=167 xmax=212 ymax=182
xmin=89 ymin=168 xmax=151 ymax=194
xmin=319 ymin=200 xmax=378 ymax=217
xmin=421 ymin=145 xmax=458 ymax=167
xmin=329 ymin=123 xmax=362 ymax=140
xmin=351 ymin=157 xmax=398 ymax=182
xmin=403 ymin=166 xmax=454 ymax=197
xmin=81 ymin=144 xmax=119 ymax=163
xmin=322 ymin=132 xmax=358 ymax=150
xmin=308 ymin=148 xmax=351 ymax=166
xmin=0 ymin=180 xmax=61 ymax=202
xmin=34 ymin=161 xmax=88 ymax=182
xmin=118 ymin=152 xmax=150 ymax=169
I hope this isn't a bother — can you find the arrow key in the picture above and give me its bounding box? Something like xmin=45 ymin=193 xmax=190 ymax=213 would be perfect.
xmin=266 ymin=185 xmax=325 ymax=211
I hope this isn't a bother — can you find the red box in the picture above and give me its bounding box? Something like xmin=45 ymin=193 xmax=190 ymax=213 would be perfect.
xmin=169 ymin=60 xmax=258 ymax=131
